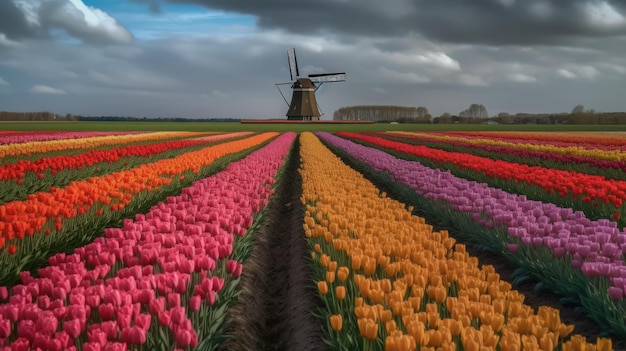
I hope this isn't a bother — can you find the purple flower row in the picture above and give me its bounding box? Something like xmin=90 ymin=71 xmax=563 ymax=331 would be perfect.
xmin=317 ymin=132 xmax=626 ymax=298
xmin=0 ymin=132 xmax=295 ymax=350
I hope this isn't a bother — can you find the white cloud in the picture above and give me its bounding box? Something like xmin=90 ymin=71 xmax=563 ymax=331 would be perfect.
xmin=46 ymin=0 xmax=133 ymax=43
xmin=558 ymin=69 xmax=578 ymax=79
xmin=382 ymin=51 xmax=461 ymax=71
xmin=582 ymin=1 xmax=625 ymax=27
xmin=378 ymin=67 xmax=431 ymax=84
xmin=30 ymin=85 xmax=66 ymax=94
xmin=457 ymin=74 xmax=488 ymax=87
xmin=508 ymin=73 xmax=538 ymax=83
xmin=558 ymin=65 xmax=599 ymax=80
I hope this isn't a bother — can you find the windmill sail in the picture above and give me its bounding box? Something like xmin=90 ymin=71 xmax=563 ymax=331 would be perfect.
xmin=308 ymin=73 xmax=346 ymax=83
xmin=288 ymin=48 xmax=299 ymax=81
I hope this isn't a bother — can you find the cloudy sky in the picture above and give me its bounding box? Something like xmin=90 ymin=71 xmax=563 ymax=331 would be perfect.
xmin=1 ymin=0 xmax=626 ymax=119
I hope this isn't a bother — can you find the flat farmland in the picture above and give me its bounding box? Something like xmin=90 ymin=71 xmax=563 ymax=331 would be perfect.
xmin=0 ymin=124 xmax=625 ymax=350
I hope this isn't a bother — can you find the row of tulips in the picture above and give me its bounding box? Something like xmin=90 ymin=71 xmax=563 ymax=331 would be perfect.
xmin=383 ymin=132 xmax=626 ymax=175
xmin=0 ymin=132 xmax=295 ymax=350
xmin=338 ymin=132 xmax=625 ymax=224
xmin=0 ymin=131 xmax=143 ymax=146
xmin=0 ymin=133 xmax=277 ymax=286
xmin=298 ymin=132 xmax=613 ymax=351
xmin=436 ymin=132 xmax=626 ymax=150
xmin=318 ymin=132 xmax=626 ymax=338
xmin=0 ymin=132 xmax=253 ymax=203
xmin=0 ymin=133 xmax=251 ymax=182
xmin=392 ymin=132 xmax=626 ymax=161
xmin=0 ymin=132 xmax=211 ymax=160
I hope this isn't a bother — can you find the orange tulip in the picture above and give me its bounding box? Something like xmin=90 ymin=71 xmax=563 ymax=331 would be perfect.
xmin=330 ymin=314 xmax=342 ymax=332
xmin=317 ymin=281 xmax=328 ymax=295
xmin=335 ymin=286 xmax=346 ymax=301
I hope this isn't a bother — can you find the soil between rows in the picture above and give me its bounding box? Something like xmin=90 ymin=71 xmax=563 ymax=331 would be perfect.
xmin=219 ymin=136 xmax=328 ymax=351
xmin=219 ymin=135 xmax=626 ymax=351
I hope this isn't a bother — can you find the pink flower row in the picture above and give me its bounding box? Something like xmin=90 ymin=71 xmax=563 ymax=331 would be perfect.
xmin=0 ymin=132 xmax=143 ymax=145
xmin=0 ymin=132 xmax=295 ymax=350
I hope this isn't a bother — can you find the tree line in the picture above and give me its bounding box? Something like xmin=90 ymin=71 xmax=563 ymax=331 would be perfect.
xmin=333 ymin=103 xmax=626 ymax=125
xmin=0 ymin=111 xmax=77 ymax=121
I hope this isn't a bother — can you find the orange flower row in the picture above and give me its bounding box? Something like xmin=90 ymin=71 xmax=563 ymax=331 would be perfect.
xmin=298 ymin=132 xmax=613 ymax=351
xmin=0 ymin=132 xmax=277 ymax=250
xmin=0 ymin=131 xmax=212 ymax=159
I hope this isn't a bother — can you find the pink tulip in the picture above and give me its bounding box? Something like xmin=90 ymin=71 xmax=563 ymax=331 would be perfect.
xmin=84 ymin=342 xmax=102 ymax=351
xmin=63 ymin=319 xmax=82 ymax=338
xmin=149 ymin=297 xmax=165 ymax=315
xmin=9 ymin=337 xmax=30 ymax=351
xmin=32 ymin=332 xmax=49 ymax=350
xmin=100 ymin=321 xmax=119 ymax=340
xmin=116 ymin=306 xmax=132 ymax=329
xmin=85 ymin=295 xmax=101 ymax=308
xmin=0 ymin=319 xmax=10 ymax=338
xmin=87 ymin=328 xmax=107 ymax=345
xmin=170 ymin=306 xmax=186 ymax=325
xmin=46 ymin=337 xmax=63 ymax=351
xmin=506 ymin=244 xmax=518 ymax=253
xmin=98 ymin=304 xmax=115 ymax=321
xmin=608 ymin=286 xmax=624 ymax=300
xmin=53 ymin=331 xmax=70 ymax=349
xmin=0 ymin=287 xmax=7 ymax=300
xmin=174 ymin=328 xmax=198 ymax=348
xmin=189 ymin=296 xmax=201 ymax=312
xmin=127 ymin=326 xmax=147 ymax=345
xmin=17 ymin=320 xmax=36 ymax=341
xmin=35 ymin=312 xmax=58 ymax=336
xmin=102 ymin=342 xmax=127 ymax=351
xmin=134 ymin=313 xmax=151 ymax=331
xmin=157 ymin=311 xmax=171 ymax=327
xmin=167 ymin=293 xmax=181 ymax=308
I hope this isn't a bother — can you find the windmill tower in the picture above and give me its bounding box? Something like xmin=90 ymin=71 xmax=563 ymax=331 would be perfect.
xmin=275 ymin=48 xmax=346 ymax=120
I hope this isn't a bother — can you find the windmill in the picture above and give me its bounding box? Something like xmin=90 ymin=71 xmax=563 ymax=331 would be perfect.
xmin=275 ymin=48 xmax=346 ymax=120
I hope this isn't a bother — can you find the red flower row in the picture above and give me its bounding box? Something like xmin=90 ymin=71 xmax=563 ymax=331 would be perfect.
xmin=338 ymin=132 xmax=626 ymax=210
xmin=0 ymin=132 xmax=250 ymax=182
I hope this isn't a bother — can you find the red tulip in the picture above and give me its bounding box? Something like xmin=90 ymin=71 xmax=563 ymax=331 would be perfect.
xmin=9 ymin=337 xmax=30 ymax=351
xmin=17 ymin=320 xmax=36 ymax=341
xmin=87 ymin=328 xmax=107 ymax=345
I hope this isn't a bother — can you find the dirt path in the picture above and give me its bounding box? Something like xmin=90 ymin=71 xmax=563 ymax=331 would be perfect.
xmin=219 ymin=137 xmax=328 ymax=351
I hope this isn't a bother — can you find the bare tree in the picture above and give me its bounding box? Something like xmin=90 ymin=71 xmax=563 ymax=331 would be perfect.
xmin=459 ymin=104 xmax=489 ymax=119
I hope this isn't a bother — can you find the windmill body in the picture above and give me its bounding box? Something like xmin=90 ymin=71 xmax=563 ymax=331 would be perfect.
xmin=276 ymin=48 xmax=345 ymax=120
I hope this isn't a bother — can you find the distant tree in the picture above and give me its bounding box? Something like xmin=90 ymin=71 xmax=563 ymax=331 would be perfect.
xmin=571 ymin=104 xmax=585 ymax=114
xmin=415 ymin=106 xmax=432 ymax=123
xmin=459 ymin=104 xmax=489 ymax=119
xmin=437 ymin=112 xmax=452 ymax=124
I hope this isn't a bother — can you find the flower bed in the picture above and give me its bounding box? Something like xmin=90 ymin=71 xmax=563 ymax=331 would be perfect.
xmin=319 ymin=131 xmax=626 ymax=338
xmin=0 ymin=132 xmax=295 ymax=350
xmin=299 ymin=132 xmax=613 ymax=350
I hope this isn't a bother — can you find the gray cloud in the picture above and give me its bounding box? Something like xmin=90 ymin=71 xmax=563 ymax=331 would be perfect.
xmin=151 ymin=0 xmax=626 ymax=46
xmin=0 ymin=1 xmax=38 ymax=40
xmin=0 ymin=0 xmax=133 ymax=44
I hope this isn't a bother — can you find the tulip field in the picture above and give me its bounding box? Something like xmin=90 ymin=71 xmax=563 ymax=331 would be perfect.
xmin=0 ymin=128 xmax=625 ymax=350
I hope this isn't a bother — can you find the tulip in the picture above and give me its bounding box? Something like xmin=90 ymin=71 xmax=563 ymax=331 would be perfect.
xmin=62 ymin=319 xmax=82 ymax=339
xmin=317 ymin=281 xmax=328 ymax=295
xmin=189 ymin=295 xmax=202 ymax=312
xmin=329 ymin=314 xmax=342 ymax=332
